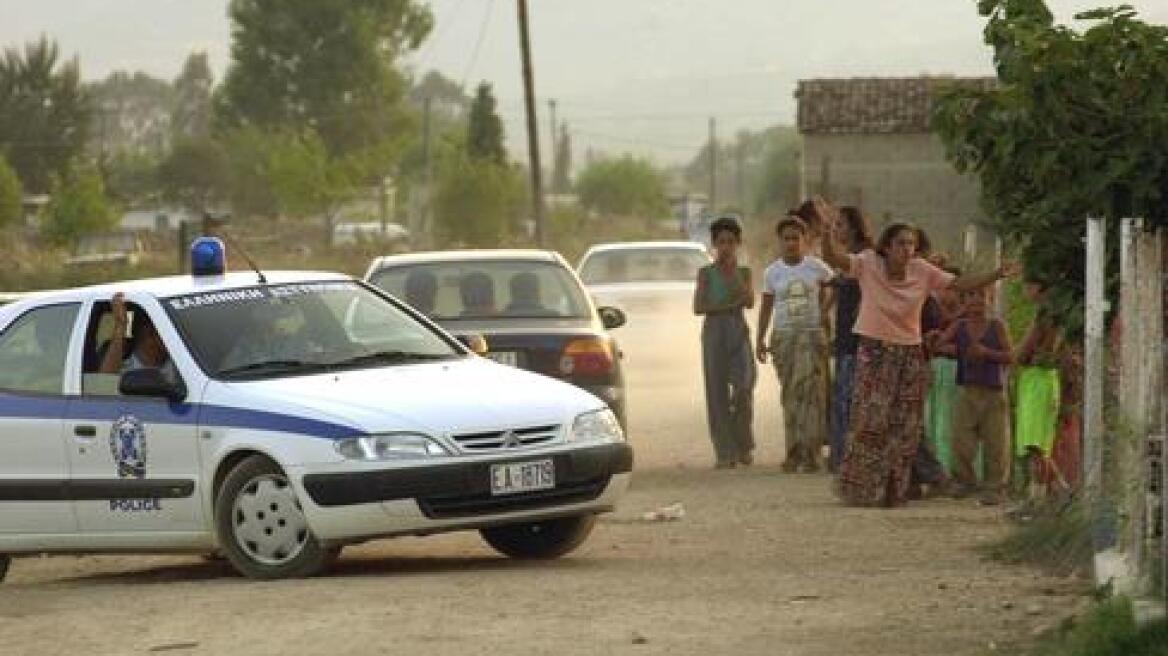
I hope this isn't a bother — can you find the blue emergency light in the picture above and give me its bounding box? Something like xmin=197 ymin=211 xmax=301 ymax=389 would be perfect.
xmin=190 ymin=237 xmax=226 ymax=276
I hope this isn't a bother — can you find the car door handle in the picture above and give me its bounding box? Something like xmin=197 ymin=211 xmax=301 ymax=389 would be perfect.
xmin=73 ymin=425 xmax=97 ymax=438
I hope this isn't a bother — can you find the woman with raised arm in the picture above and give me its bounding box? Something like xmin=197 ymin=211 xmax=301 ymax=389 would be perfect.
xmin=815 ymin=198 xmax=1017 ymax=506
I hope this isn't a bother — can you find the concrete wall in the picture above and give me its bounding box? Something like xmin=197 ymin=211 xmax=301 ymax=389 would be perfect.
xmin=800 ymin=132 xmax=994 ymax=259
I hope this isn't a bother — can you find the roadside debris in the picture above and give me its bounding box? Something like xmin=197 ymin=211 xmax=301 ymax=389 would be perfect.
xmin=640 ymin=503 xmax=686 ymax=522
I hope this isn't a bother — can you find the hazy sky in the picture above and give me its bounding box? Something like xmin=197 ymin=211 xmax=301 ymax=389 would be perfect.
xmin=4 ymin=0 xmax=1167 ymax=164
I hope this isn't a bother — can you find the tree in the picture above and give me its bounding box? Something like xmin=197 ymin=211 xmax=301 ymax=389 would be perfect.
xmin=172 ymin=52 xmax=214 ymax=141
xmin=88 ymin=71 xmax=173 ymax=161
xmin=409 ymin=70 xmax=471 ymax=124
xmin=41 ymin=165 xmax=118 ymax=245
xmin=0 ymin=38 xmax=91 ymax=193
xmin=158 ymin=138 xmax=231 ymax=212
xmin=932 ymin=1 xmax=1168 ymax=334
xmin=752 ymin=127 xmax=801 ymax=215
xmin=0 ymin=155 xmax=21 ymax=228
xmin=467 ymin=82 xmax=506 ymax=165
xmin=434 ymin=155 xmax=524 ymax=247
xmin=575 ymin=156 xmax=669 ymax=220
xmin=551 ymin=123 xmax=572 ymax=193
xmin=217 ymin=0 xmax=432 ymax=160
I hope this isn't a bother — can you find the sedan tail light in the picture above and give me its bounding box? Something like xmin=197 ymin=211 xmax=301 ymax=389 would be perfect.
xmin=559 ymin=337 xmax=615 ymax=376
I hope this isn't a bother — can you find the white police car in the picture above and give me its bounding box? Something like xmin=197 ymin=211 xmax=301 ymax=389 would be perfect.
xmin=0 ymin=239 xmax=631 ymax=580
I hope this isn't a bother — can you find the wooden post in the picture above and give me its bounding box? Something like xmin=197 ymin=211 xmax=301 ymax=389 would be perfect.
xmin=1137 ymin=225 xmax=1165 ymax=591
xmin=1119 ymin=218 xmax=1142 ymax=586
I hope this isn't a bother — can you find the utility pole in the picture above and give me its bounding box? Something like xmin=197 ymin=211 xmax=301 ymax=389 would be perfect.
xmin=735 ymin=141 xmax=745 ymax=212
xmin=708 ymin=117 xmax=717 ymax=215
xmin=420 ymin=96 xmax=434 ymax=249
xmin=548 ymin=99 xmax=558 ymax=193
xmin=517 ymin=0 xmax=545 ymax=247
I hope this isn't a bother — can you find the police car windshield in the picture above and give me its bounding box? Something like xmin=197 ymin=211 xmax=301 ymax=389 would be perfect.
xmin=165 ymin=281 xmax=460 ymax=380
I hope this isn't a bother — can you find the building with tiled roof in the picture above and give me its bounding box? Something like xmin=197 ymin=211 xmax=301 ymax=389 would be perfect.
xmin=796 ymin=76 xmax=998 ymax=257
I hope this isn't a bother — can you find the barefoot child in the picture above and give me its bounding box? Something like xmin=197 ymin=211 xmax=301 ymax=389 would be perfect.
xmin=757 ymin=216 xmax=834 ymax=472
xmin=694 ymin=217 xmax=757 ymax=469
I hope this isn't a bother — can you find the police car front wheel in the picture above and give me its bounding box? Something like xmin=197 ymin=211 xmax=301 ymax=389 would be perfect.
xmin=215 ymin=456 xmax=333 ymax=580
xmin=0 ymin=555 xmax=10 ymax=582
xmin=480 ymin=515 xmax=597 ymax=560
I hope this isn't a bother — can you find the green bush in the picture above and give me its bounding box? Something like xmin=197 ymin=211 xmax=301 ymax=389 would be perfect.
xmin=1027 ymin=597 xmax=1168 ymax=656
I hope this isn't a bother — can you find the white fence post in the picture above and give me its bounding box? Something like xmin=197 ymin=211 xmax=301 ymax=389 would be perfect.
xmin=1119 ymin=218 xmax=1142 ymax=589
xmin=1085 ymin=217 xmax=1114 ymax=586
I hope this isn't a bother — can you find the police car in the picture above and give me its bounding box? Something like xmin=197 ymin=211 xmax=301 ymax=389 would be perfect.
xmin=0 ymin=239 xmax=632 ymax=581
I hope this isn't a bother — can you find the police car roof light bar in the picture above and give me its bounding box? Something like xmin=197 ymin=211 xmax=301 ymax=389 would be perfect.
xmin=190 ymin=237 xmax=227 ymax=276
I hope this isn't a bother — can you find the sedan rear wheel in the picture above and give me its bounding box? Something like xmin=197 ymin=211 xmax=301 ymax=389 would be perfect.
xmin=215 ymin=456 xmax=331 ymax=580
xmin=480 ymin=515 xmax=597 ymax=560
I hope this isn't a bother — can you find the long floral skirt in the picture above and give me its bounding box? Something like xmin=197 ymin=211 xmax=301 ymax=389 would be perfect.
xmin=837 ymin=338 xmax=927 ymax=507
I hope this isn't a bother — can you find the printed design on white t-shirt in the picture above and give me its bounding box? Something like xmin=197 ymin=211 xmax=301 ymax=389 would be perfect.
xmin=782 ymin=279 xmax=812 ymax=322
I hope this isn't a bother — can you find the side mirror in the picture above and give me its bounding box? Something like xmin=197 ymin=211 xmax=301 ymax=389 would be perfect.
xmin=598 ymin=306 xmax=627 ymax=330
xmin=455 ymin=333 xmax=490 ymax=356
xmin=119 ymin=368 xmax=187 ymax=402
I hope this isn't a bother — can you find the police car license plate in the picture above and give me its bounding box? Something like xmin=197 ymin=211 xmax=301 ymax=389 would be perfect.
xmin=486 ymin=350 xmax=520 ymax=367
xmin=490 ymin=459 xmax=555 ymax=496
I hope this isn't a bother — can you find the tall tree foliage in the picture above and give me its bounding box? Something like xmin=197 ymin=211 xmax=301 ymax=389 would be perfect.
xmin=933 ymin=1 xmax=1168 ymax=334
xmin=576 ymin=156 xmax=669 ymax=221
xmin=0 ymin=155 xmax=21 ymax=228
xmin=158 ymin=138 xmax=231 ymax=212
xmin=466 ymin=82 xmax=506 ymax=165
xmin=551 ymin=123 xmax=572 ymax=193
xmin=434 ymin=155 xmax=524 ymax=247
xmin=172 ymin=52 xmax=214 ymax=141
xmin=88 ymin=71 xmax=173 ymax=159
xmin=0 ymin=38 xmax=91 ymax=193
xmin=41 ymin=165 xmax=117 ymax=245
xmin=217 ymin=0 xmax=432 ymax=162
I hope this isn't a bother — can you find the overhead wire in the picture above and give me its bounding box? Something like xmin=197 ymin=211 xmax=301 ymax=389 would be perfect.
xmin=460 ymin=0 xmax=495 ymax=88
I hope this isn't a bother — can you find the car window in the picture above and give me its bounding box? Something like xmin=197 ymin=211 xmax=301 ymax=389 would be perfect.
xmin=165 ymin=281 xmax=460 ymax=380
xmin=370 ymin=261 xmax=591 ymax=321
xmin=579 ymin=249 xmax=710 ymax=284
xmin=0 ymin=303 xmax=80 ymax=395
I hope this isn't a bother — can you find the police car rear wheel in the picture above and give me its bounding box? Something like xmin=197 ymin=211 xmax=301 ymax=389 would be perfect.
xmin=215 ymin=456 xmax=330 ymax=580
xmin=480 ymin=515 xmax=597 ymax=560
xmin=0 ymin=555 xmax=10 ymax=582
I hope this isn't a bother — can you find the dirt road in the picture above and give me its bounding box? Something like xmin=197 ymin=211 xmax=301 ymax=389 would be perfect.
xmin=0 ymin=322 xmax=1085 ymax=656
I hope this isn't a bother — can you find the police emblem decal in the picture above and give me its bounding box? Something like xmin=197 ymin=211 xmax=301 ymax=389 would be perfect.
xmin=109 ymin=414 xmax=148 ymax=479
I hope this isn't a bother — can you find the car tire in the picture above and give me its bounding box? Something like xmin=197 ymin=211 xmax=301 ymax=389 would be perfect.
xmin=480 ymin=515 xmax=597 ymax=560
xmin=0 ymin=555 xmax=9 ymax=582
xmin=214 ymin=455 xmax=332 ymax=580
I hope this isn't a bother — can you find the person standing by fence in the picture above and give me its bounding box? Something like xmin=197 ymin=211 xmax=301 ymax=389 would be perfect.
xmin=816 ymin=197 xmax=1017 ymax=507
xmin=694 ymin=217 xmax=757 ymax=469
xmin=757 ymin=216 xmax=834 ymax=473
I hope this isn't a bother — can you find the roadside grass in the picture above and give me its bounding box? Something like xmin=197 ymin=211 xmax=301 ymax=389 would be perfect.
xmin=983 ymin=497 xmax=1094 ymax=578
xmin=1021 ymin=596 xmax=1168 ymax=656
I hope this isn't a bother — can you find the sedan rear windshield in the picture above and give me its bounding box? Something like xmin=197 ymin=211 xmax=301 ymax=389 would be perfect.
xmin=579 ymin=248 xmax=710 ymax=284
xmin=165 ymin=281 xmax=460 ymax=380
xmin=369 ymin=260 xmax=591 ymax=321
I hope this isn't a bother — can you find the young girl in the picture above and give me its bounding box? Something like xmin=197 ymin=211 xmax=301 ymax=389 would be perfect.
xmin=937 ymin=287 xmax=1014 ymax=505
xmin=756 ymin=216 xmax=834 ymax=472
xmin=694 ymin=217 xmax=756 ymax=469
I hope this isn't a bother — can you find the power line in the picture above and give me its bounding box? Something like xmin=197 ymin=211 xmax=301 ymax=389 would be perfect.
xmin=411 ymin=0 xmax=468 ymax=70
xmin=461 ymin=0 xmax=495 ymax=87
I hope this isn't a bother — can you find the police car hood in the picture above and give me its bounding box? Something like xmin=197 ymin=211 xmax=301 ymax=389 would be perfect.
xmin=207 ymin=356 xmax=602 ymax=436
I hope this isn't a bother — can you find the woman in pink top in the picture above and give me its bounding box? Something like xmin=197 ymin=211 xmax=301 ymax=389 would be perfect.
xmin=816 ymin=198 xmax=1016 ymax=506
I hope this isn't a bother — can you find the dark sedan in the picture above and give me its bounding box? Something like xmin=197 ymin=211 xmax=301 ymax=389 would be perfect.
xmin=364 ymin=250 xmax=628 ymax=426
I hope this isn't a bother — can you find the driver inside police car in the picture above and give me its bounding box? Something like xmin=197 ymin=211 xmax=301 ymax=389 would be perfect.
xmin=98 ymin=292 xmax=178 ymax=382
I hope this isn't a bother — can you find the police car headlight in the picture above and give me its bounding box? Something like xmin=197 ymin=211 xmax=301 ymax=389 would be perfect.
xmin=335 ymin=434 xmax=450 ymax=460
xmin=569 ymin=408 xmax=624 ymax=443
